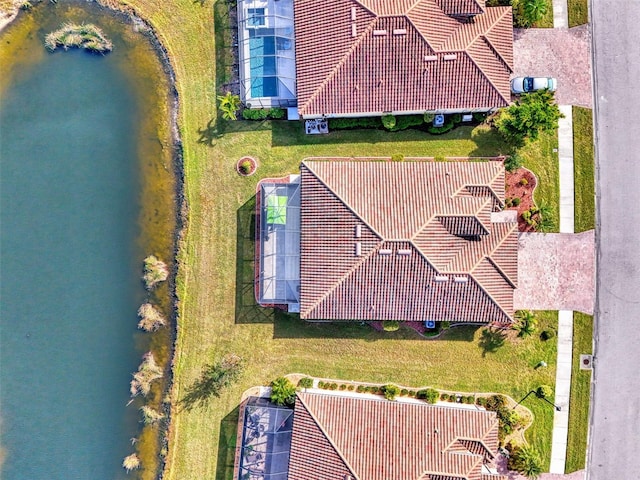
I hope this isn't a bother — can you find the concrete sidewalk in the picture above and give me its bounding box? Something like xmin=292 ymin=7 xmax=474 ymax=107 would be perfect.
xmin=553 ymin=0 xmax=569 ymax=28
xmin=558 ymin=105 xmax=575 ymax=234
xmin=550 ymin=311 xmax=574 ymax=473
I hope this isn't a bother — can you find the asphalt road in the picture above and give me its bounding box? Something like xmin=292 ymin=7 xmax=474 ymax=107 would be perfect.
xmin=588 ymin=1 xmax=640 ymax=479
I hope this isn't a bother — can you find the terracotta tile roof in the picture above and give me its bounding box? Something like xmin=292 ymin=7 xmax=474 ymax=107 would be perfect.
xmin=289 ymin=392 xmax=505 ymax=480
xmin=299 ymin=159 xmax=518 ymax=323
xmin=294 ymin=0 xmax=513 ymax=118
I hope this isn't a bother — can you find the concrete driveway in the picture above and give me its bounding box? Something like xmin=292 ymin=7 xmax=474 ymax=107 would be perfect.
xmin=513 ymin=26 xmax=592 ymax=107
xmin=514 ymin=231 xmax=595 ymax=314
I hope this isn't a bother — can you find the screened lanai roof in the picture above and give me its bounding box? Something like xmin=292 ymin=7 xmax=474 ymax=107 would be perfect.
xmin=238 ymin=397 xmax=294 ymax=480
xmin=237 ymin=0 xmax=296 ymax=108
xmin=258 ymin=180 xmax=301 ymax=309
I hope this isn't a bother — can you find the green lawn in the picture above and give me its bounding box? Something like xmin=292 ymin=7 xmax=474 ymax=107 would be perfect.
xmin=568 ymin=0 xmax=589 ymax=26
xmin=565 ymin=312 xmax=593 ymax=473
xmin=518 ymin=128 xmax=561 ymax=231
xmin=573 ymin=107 xmax=595 ymax=232
xmin=104 ymin=1 xmax=565 ymax=478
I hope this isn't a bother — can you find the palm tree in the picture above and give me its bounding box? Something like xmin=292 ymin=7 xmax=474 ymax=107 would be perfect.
xmin=514 ymin=310 xmax=537 ymax=338
xmin=217 ymin=91 xmax=241 ymax=121
xmin=270 ymin=377 xmax=296 ymax=407
xmin=535 ymin=200 xmax=554 ymax=232
xmin=523 ymin=0 xmax=548 ymax=25
xmin=511 ymin=445 xmax=543 ymax=479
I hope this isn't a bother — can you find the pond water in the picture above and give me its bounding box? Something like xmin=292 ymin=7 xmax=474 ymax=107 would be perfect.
xmin=0 ymin=3 xmax=176 ymax=479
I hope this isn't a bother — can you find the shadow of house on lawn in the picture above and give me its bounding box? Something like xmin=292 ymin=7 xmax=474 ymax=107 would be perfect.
xmin=235 ymin=195 xmax=276 ymax=324
xmin=215 ymin=405 xmax=241 ymax=480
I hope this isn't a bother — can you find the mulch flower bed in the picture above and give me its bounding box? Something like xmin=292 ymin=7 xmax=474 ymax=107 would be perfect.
xmin=505 ymin=167 xmax=538 ymax=232
xmin=236 ymin=156 xmax=257 ymax=176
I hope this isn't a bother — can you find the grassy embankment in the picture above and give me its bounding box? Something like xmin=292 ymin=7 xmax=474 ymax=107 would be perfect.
xmin=573 ymin=107 xmax=595 ymax=232
xmin=568 ymin=0 xmax=589 ymax=27
xmin=565 ymin=313 xmax=593 ymax=472
xmin=103 ymin=0 xmax=563 ymax=478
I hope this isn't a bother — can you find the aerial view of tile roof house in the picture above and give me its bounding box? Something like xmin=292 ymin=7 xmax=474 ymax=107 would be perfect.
xmin=234 ymin=392 xmax=508 ymax=480
xmin=255 ymin=159 xmax=518 ymax=325
xmin=236 ymin=0 xmax=513 ymax=118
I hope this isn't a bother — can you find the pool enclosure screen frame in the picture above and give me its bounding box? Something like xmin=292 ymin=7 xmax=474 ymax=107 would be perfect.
xmin=237 ymin=0 xmax=297 ymax=108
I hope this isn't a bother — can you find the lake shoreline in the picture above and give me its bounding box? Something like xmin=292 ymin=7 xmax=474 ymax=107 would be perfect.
xmin=0 ymin=3 xmax=187 ymax=478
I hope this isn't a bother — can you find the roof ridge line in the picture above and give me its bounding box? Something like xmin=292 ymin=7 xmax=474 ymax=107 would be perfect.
xmin=299 ymin=16 xmax=378 ymax=115
xmin=456 ymin=436 xmax=498 ymax=460
xmin=481 ymin=7 xmax=514 ymax=68
xmin=303 ymin=241 xmax=383 ymax=317
xmin=296 ymin=394 xmax=361 ymax=479
xmin=469 ymin=262 xmax=514 ymax=323
xmin=480 ymin=34 xmax=513 ymax=73
xmin=302 ymin=161 xmax=385 ymax=239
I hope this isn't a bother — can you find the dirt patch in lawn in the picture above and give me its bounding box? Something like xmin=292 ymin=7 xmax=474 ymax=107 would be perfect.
xmin=505 ymin=167 xmax=538 ymax=232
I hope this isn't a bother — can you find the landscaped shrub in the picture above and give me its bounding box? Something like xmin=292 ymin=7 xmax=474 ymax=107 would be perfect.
xmin=476 ymin=397 xmax=487 ymax=406
xmin=472 ymin=112 xmax=488 ymax=122
xmin=485 ymin=394 xmax=522 ymax=443
xmin=520 ymin=177 xmax=529 ymax=186
xmin=440 ymin=393 xmax=450 ymax=401
xmin=400 ymin=388 xmax=409 ymax=396
xmin=440 ymin=321 xmax=450 ymax=330
xmin=485 ymin=394 xmax=507 ymax=410
xmin=242 ymin=108 xmax=286 ymax=120
xmin=347 ymin=384 xmax=355 ymax=391
xmin=417 ymin=388 xmax=439 ymax=404
xmin=408 ymin=390 xmax=417 ymax=397
xmin=451 ymin=113 xmax=463 ymax=124
xmin=504 ymin=153 xmax=524 ymax=173
xmin=427 ymin=117 xmax=455 ymax=134
xmin=505 ymin=198 xmax=513 ymax=208
xmin=391 ymin=153 xmax=404 ymax=162
xmin=298 ymin=377 xmax=314 ymax=389
xmin=540 ymin=329 xmax=555 ymax=341
xmin=465 ymin=395 xmax=475 ymax=404
xmin=382 ymin=384 xmax=401 ymax=400
xmin=536 ymin=385 xmax=553 ymax=399
xmin=512 ymin=197 xmax=521 ymax=206
xmin=434 ymin=155 xmax=447 ymax=162
xmin=356 ymin=385 xmax=365 ymax=393
xmin=423 ymin=112 xmax=435 ymax=123
xmin=268 ymin=107 xmax=286 ymax=119
xmin=270 ymin=377 xmax=296 ymax=407
xmin=450 ymin=394 xmax=460 ymax=403
xmin=389 ymin=114 xmax=424 ymax=131
xmin=382 ymin=114 xmax=397 ymax=130
xmin=330 ymin=383 xmax=338 ymax=390
xmin=339 ymin=384 xmax=347 ymax=390
xmin=383 ymin=320 xmax=400 ymax=332
xmin=318 ymin=381 xmax=325 ymax=389
xmin=328 ymin=117 xmax=382 ymax=129
xmin=239 ymin=160 xmax=253 ymax=174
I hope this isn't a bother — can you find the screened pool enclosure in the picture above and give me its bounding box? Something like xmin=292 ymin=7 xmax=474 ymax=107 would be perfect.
xmin=238 ymin=397 xmax=293 ymax=480
xmin=257 ymin=179 xmax=300 ymax=311
xmin=237 ymin=0 xmax=297 ymax=108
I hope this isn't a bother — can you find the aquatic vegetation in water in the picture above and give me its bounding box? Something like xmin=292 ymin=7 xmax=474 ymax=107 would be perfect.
xmin=44 ymin=23 xmax=113 ymax=53
xmin=142 ymin=255 xmax=169 ymax=290
xmin=130 ymin=352 xmax=163 ymax=397
xmin=140 ymin=405 xmax=164 ymax=425
xmin=122 ymin=453 xmax=140 ymax=472
xmin=137 ymin=303 xmax=166 ymax=332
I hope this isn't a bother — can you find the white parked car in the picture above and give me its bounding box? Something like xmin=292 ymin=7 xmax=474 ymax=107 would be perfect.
xmin=511 ymin=77 xmax=557 ymax=94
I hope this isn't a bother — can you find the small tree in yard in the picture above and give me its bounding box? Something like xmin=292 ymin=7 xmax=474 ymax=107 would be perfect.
xmin=504 ymin=153 xmax=524 ymax=173
xmin=495 ymin=90 xmax=563 ymax=148
xmin=514 ymin=310 xmax=537 ymax=338
xmin=536 ymin=385 xmax=553 ymax=399
xmin=218 ymin=91 xmax=241 ymax=121
xmin=535 ymin=200 xmax=554 ymax=232
xmin=180 ymin=353 xmax=244 ymax=411
xmin=508 ymin=444 xmax=543 ymax=479
xmin=513 ymin=0 xmax=549 ymax=28
xmin=270 ymin=377 xmax=297 ymax=407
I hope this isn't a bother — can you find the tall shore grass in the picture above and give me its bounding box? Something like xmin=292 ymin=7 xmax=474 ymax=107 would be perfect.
xmin=44 ymin=22 xmax=112 ymax=53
